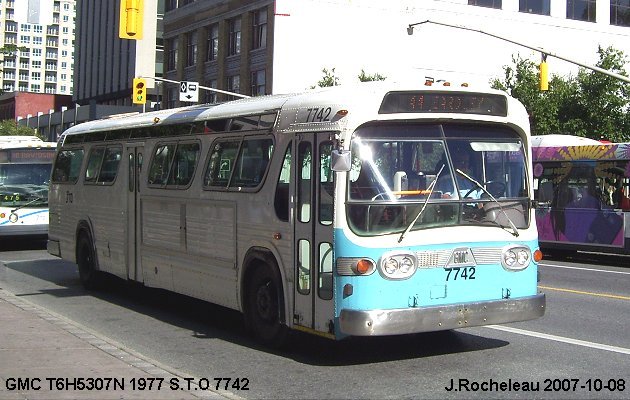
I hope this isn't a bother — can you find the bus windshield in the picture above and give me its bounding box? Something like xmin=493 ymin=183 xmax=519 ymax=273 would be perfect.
xmin=0 ymin=163 xmax=51 ymax=207
xmin=346 ymin=124 xmax=530 ymax=235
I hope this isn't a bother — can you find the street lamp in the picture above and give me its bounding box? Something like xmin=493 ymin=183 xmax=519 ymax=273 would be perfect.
xmin=406 ymin=19 xmax=630 ymax=84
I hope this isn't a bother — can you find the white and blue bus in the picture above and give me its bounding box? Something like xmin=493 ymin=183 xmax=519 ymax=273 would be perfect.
xmin=47 ymin=83 xmax=545 ymax=345
xmin=1 ymin=136 xmax=56 ymax=239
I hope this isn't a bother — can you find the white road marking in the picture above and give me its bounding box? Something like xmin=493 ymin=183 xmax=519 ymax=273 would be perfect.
xmin=539 ymin=263 xmax=630 ymax=275
xmin=486 ymin=325 xmax=630 ymax=355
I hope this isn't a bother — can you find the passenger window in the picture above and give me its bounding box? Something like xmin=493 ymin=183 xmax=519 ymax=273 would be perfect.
xmin=84 ymin=147 xmax=105 ymax=183
xmin=97 ymin=147 xmax=122 ymax=184
xmin=148 ymin=143 xmax=175 ymax=185
xmin=231 ymin=138 xmax=274 ymax=188
xmin=204 ymin=140 xmax=240 ymax=187
xmin=52 ymin=149 xmax=85 ymax=183
xmin=204 ymin=137 xmax=274 ymax=190
xmin=166 ymin=142 xmax=200 ymax=186
xmin=274 ymin=143 xmax=291 ymax=221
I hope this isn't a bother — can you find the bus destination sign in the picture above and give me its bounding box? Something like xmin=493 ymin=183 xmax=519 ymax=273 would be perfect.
xmin=5 ymin=149 xmax=56 ymax=163
xmin=379 ymin=91 xmax=508 ymax=117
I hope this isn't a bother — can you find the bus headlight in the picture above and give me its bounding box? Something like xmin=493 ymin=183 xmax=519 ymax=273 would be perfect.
xmin=379 ymin=252 xmax=417 ymax=280
xmin=501 ymin=246 xmax=531 ymax=271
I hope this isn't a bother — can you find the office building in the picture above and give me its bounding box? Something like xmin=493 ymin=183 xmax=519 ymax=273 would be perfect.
xmin=162 ymin=0 xmax=630 ymax=107
xmin=0 ymin=0 xmax=76 ymax=95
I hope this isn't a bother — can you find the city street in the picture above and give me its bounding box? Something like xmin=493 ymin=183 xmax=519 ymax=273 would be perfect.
xmin=0 ymin=241 xmax=628 ymax=399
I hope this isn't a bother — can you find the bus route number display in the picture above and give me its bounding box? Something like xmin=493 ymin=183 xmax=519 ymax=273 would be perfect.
xmin=379 ymin=91 xmax=508 ymax=117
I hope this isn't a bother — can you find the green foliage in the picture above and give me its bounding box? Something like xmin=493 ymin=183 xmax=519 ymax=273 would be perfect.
xmin=491 ymin=46 xmax=630 ymax=141
xmin=0 ymin=120 xmax=41 ymax=139
xmin=358 ymin=69 xmax=386 ymax=82
xmin=313 ymin=67 xmax=387 ymax=88
xmin=315 ymin=68 xmax=340 ymax=88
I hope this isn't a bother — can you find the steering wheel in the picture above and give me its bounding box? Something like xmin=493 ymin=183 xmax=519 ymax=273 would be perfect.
xmin=486 ymin=181 xmax=506 ymax=198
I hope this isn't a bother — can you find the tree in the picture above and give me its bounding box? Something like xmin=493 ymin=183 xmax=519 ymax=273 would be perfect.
xmin=358 ymin=69 xmax=386 ymax=82
xmin=315 ymin=68 xmax=340 ymax=88
xmin=312 ymin=67 xmax=387 ymax=88
xmin=491 ymin=46 xmax=630 ymax=141
xmin=0 ymin=120 xmax=40 ymax=138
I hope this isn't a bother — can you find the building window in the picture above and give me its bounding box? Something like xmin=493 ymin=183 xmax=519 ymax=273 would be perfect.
xmin=611 ymin=0 xmax=630 ymax=26
xmin=167 ymin=87 xmax=178 ymax=109
xmin=185 ymin=31 xmax=197 ymax=67
xmin=227 ymin=74 xmax=240 ymax=100
xmin=567 ymin=0 xmax=596 ymax=21
xmin=166 ymin=0 xmax=177 ymax=11
xmin=205 ymin=79 xmax=218 ymax=103
xmin=251 ymin=69 xmax=266 ymax=96
xmin=228 ymin=18 xmax=241 ymax=56
xmin=519 ymin=0 xmax=550 ymax=15
xmin=167 ymin=37 xmax=178 ymax=71
xmin=31 ymin=72 xmax=41 ymax=81
xmin=20 ymin=35 xmax=30 ymax=44
xmin=468 ymin=0 xmax=502 ymax=8
xmin=31 ymin=84 xmax=41 ymax=92
xmin=207 ymin=24 xmax=219 ymax=61
xmin=252 ymin=8 xmax=267 ymax=49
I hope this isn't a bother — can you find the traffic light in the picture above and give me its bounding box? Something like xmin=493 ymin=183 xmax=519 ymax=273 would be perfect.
xmin=539 ymin=55 xmax=549 ymax=91
xmin=119 ymin=0 xmax=144 ymax=39
xmin=132 ymin=78 xmax=146 ymax=105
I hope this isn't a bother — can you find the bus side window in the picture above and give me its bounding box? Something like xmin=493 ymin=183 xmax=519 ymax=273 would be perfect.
xmin=167 ymin=142 xmax=200 ymax=187
xmin=204 ymin=140 xmax=239 ymax=188
xmin=84 ymin=147 xmax=105 ymax=183
xmin=52 ymin=149 xmax=85 ymax=183
xmin=97 ymin=146 xmax=122 ymax=184
xmin=274 ymin=142 xmax=291 ymax=222
xmin=148 ymin=143 xmax=175 ymax=186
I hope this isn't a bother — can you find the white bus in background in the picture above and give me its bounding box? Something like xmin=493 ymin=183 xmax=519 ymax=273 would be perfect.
xmin=47 ymin=83 xmax=544 ymax=345
xmin=0 ymin=136 xmax=56 ymax=239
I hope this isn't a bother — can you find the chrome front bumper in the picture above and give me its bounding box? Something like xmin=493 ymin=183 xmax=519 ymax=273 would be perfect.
xmin=339 ymin=294 xmax=546 ymax=336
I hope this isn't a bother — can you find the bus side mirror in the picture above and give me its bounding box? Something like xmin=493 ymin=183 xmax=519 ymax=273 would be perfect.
xmin=331 ymin=149 xmax=351 ymax=172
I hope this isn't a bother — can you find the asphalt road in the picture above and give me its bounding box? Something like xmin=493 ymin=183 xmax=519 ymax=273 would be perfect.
xmin=1 ymin=241 xmax=628 ymax=399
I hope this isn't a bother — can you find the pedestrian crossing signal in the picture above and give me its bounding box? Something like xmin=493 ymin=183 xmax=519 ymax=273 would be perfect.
xmin=133 ymin=78 xmax=146 ymax=105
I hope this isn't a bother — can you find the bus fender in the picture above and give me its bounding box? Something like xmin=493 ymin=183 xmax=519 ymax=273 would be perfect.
xmin=240 ymin=246 xmax=288 ymax=326
xmin=75 ymin=218 xmax=99 ymax=270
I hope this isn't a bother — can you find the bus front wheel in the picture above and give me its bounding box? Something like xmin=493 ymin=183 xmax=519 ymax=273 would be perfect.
xmin=77 ymin=234 xmax=100 ymax=290
xmin=245 ymin=265 xmax=288 ymax=347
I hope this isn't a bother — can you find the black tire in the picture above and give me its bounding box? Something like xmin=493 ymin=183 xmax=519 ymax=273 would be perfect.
xmin=245 ymin=265 xmax=288 ymax=347
xmin=77 ymin=233 xmax=101 ymax=290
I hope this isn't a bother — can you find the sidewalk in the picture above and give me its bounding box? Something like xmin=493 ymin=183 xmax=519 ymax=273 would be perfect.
xmin=0 ymin=288 xmax=232 ymax=400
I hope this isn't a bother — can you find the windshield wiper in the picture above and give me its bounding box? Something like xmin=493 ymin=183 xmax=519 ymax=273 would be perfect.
xmin=398 ymin=165 xmax=445 ymax=243
xmin=455 ymin=169 xmax=519 ymax=237
xmin=11 ymin=197 xmax=47 ymax=213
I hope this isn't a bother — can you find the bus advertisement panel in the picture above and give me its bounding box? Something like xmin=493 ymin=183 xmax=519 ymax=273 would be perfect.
xmin=533 ymin=140 xmax=630 ymax=255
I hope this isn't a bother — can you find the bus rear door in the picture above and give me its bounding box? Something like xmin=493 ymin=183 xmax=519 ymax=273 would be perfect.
xmin=126 ymin=145 xmax=143 ymax=282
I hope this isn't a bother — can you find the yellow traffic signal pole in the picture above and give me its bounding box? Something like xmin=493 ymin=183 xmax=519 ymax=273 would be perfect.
xmin=407 ymin=20 xmax=630 ymax=85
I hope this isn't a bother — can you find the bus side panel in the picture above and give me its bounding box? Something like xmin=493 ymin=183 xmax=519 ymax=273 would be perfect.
xmin=186 ymin=200 xmax=238 ymax=306
xmin=48 ymin=184 xmax=81 ymax=263
xmin=81 ymin=185 xmax=127 ymax=278
xmin=140 ymin=196 xmax=240 ymax=308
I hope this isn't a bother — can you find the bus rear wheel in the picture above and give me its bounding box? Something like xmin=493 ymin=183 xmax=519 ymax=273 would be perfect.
xmin=245 ymin=265 xmax=288 ymax=347
xmin=77 ymin=234 xmax=100 ymax=290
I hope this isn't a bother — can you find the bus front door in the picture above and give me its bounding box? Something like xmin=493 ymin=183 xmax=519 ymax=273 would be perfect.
xmin=126 ymin=145 xmax=143 ymax=282
xmin=293 ymin=133 xmax=335 ymax=335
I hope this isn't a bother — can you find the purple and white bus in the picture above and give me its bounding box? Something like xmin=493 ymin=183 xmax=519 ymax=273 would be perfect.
xmin=533 ymin=135 xmax=630 ymax=256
